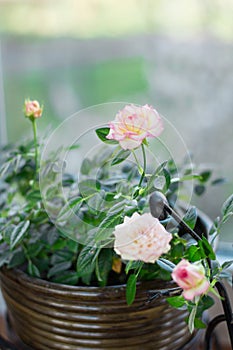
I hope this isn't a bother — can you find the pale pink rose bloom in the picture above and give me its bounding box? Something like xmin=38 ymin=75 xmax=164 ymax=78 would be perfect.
xmin=107 ymin=104 xmax=163 ymax=150
xmin=172 ymin=259 xmax=210 ymax=301
xmin=113 ymin=212 xmax=172 ymax=263
xmin=25 ymin=100 xmax=43 ymax=118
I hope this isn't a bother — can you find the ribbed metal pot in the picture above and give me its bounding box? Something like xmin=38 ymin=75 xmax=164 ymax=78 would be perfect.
xmin=0 ymin=267 xmax=196 ymax=350
xmin=1 ymin=210 xmax=212 ymax=350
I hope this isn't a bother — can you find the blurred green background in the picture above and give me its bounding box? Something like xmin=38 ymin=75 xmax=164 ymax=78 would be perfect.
xmin=0 ymin=0 xmax=232 ymax=243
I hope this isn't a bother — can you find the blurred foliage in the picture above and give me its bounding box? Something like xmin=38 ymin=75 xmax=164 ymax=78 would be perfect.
xmin=4 ymin=57 xmax=147 ymax=141
xmin=75 ymin=58 xmax=147 ymax=105
xmin=0 ymin=0 xmax=233 ymax=41
xmin=0 ymin=0 xmax=232 ymax=244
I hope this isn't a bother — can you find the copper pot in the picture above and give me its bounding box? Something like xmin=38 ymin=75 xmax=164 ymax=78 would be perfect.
xmin=0 ymin=267 xmax=198 ymax=350
xmin=1 ymin=211 xmax=211 ymax=349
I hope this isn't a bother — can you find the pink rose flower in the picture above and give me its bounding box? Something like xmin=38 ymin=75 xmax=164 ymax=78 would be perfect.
xmin=24 ymin=99 xmax=43 ymax=119
xmin=113 ymin=212 xmax=172 ymax=263
xmin=172 ymin=259 xmax=210 ymax=301
xmin=107 ymin=104 xmax=163 ymax=150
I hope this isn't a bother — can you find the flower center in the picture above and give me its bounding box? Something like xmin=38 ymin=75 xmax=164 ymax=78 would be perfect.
xmin=178 ymin=268 xmax=188 ymax=279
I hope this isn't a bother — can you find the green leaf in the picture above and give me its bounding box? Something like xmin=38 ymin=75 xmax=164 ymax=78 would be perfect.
xmin=221 ymin=194 xmax=233 ymax=219
xmin=0 ymin=160 xmax=11 ymax=178
xmin=51 ymin=272 xmax=79 ymax=285
xmin=222 ymin=212 xmax=233 ymax=224
xmin=198 ymin=237 xmax=216 ymax=260
xmin=80 ymin=158 xmax=92 ymax=175
xmin=100 ymin=176 xmax=125 ymax=187
xmin=221 ymin=260 xmax=233 ymax=270
xmin=183 ymin=207 xmax=197 ymax=230
xmin=171 ymin=242 xmax=184 ymax=259
xmin=63 ymin=172 xmax=76 ymax=186
xmin=46 ymin=229 xmax=59 ymax=246
xmin=51 ymin=238 xmax=67 ymax=251
xmin=108 ymin=201 xmax=127 ymax=216
xmin=175 ymin=174 xmax=201 ymax=182
xmin=203 ymin=237 xmax=216 ymax=260
xmin=57 ymin=197 xmax=83 ymax=222
xmin=10 ymin=220 xmax=30 ymax=249
xmin=81 ymin=272 xmax=93 ymax=285
xmin=187 ymin=245 xmax=202 ymax=262
xmin=27 ymin=261 xmax=41 ymax=278
xmin=95 ymin=249 xmax=113 ymax=286
xmin=197 ymin=242 xmax=207 ymax=259
xmin=1 ymin=225 xmax=13 ymax=245
xmin=194 ymin=296 xmax=214 ymax=322
xmin=211 ymin=178 xmax=226 ymax=186
xmin=95 ymin=128 xmax=118 ymax=144
xmin=0 ymin=251 xmax=11 ymax=267
xmin=111 ymin=149 xmax=131 ymax=166
xmin=162 ymin=168 xmax=171 ymax=192
xmin=50 ymin=250 xmax=74 ymax=264
xmin=146 ymin=161 xmax=168 ymax=191
xmin=87 ymin=192 xmax=104 ymax=214
xmin=126 ymin=274 xmax=137 ymax=305
xmin=26 ymin=190 xmax=42 ymax=201
xmin=200 ymin=295 xmax=215 ymax=311
xmin=155 ymin=161 xmax=168 ymax=175
xmin=125 ymin=260 xmax=143 ymax=274
xmin=67 ymin=144 xmax=80 ymax=151
xmin=95 ymin=213 xmax=122 ymax=243
xmin=79 ymin=179 xmax=101 ymax=197
xmin=76 ymin=245 xmax=98 ymax=278
xmin=66 ymin=239 xmax=79 ymax=253
xmin=45 ymin=185 xmax=60 ymax=200
xmin=199 ymin=170 xmax=212 ymax=183
xmin=209 ymin=217 xmax=220 ymax=235
xmin=194 ymin=318 xmax=206 ymax=329
xmin=219 ymin=271 xmax=232 ymax=280
xmin=194 ymin=185 xmax=206 ymax=196
xmin=8 ymin=250 xmax=26 ymax=268
xmin=188 ymin=304 xmax=197 ymax=333
xmin=153 ymin=175 xmax=166 ymax=190
xmin=167 ymin=159 xmax=177 ymax=174
xmin=167 ymin=295 xmax=185 ymax=308
xmin=48 ymin=261 xmax=72 ymax=278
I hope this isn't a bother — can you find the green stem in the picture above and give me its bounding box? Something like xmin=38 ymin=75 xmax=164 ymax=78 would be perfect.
xmin=136 ymin=261 xmax=144 ymax=277
xmin=32 ymin=118 xmax=38 ymax=175
xmin=95 ymin=255 xmax=103 ymax=282
xmin=138 ymin=143 xmax=146 ymax=188
xmin=22 ymin=242 xmax=30 ymax=261
xmin=132 ymin=150 xmax=142 ymax=172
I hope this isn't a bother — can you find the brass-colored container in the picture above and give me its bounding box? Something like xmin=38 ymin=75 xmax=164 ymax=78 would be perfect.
xmin=1 ymin=212 xmax=211 ymax=349
xmin=1 ymin=268 xmax=196 ymax=350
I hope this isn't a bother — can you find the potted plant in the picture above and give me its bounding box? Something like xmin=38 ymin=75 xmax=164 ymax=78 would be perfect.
xmin=0 ymin=101 xmax=232 ymax=350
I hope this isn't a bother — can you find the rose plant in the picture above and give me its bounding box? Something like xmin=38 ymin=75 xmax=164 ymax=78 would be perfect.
xmin=0 ymin=101 xmax=232 ymax=335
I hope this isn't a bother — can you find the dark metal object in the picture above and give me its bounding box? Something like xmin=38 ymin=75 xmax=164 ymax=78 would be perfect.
xmin=204 ymin=314 xmax=226 ymax=350
xmin=149 ymin=191 xmax=201 ymax=241
xmin=205 ymin=281 xmax=233 ymax=349
xmin=149 ymin=191 xmax=233 ymax=350
xmin=0 ymin=335 xmax=18 ymax=350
